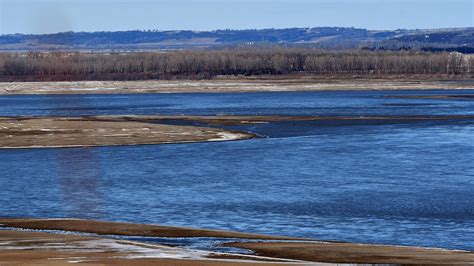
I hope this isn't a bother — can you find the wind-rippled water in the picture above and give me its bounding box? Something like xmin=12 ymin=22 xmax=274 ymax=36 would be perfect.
xmin=0 ymin=90 xmax=473 ymax=251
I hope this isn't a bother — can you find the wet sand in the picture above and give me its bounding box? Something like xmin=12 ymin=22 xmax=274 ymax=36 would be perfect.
xmin=0 ymin=230 xmax=309 ymax=265
xmin=0 ymin=218 xmax=298 ymax=240
xmin=225 ymin=242 xmax=474 ymax=265
xmin=0 ymin=219 xmax=473 ymax=265
xmin=0 ymin=78 xmax=472 ymax=95
xmin=0 ymin=117 xmax=254 ymax=148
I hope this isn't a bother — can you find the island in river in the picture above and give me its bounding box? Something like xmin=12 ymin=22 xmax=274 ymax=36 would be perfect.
xmin=1 ymin=114 xmax=474 ymax=148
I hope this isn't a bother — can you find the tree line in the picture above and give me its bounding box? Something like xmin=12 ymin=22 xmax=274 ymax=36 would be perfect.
xmin=0 ymin=48 xmax=471 ymax=81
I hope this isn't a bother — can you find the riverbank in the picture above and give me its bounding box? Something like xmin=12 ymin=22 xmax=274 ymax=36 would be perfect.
xmin=0 ymin=78 xmax=473 ymax=95
xmin=0 ymin=218 xmax=473 ymax=265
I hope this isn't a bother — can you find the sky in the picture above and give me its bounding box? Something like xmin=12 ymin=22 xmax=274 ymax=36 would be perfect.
xmin=0 ymin=0 xmax=472 ymax=34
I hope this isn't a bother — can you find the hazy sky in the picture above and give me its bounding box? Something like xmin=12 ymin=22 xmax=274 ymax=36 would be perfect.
xmin=0 ymin=0 xmax=472 ymax=34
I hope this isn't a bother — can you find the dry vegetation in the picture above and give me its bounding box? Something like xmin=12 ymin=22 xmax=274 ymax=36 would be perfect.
xmin=0 ymin=48 xmax=472 ymax=81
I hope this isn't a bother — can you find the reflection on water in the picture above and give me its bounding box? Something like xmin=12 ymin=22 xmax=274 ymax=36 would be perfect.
xmin=46 ymin=95 xmax=105 ymax=219
xmin=55 ymin=149 xmax=104 ymax=218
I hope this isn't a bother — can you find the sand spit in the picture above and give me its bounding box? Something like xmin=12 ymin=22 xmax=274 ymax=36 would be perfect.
xmin=0 ymin=117 xmax=255 ymax=149
xmin=83 ymin=114 xmax=474 ymax=127
xmin=0 ymin=218 xmax=299 ymax=240
xmin=389 ymin=95 xmax=474 ymax=100
xmin=0 ymin=78 xmax=472 ymax=95
xmin=127 ymin=114 xmax=474 ymax=125
xmin=2 ymin=114 xmax=474 ymax=148
xmin=0 ymin=219 xmax=473 ymax=265
xmin=225 ymin=242 xmax=474 ymax=265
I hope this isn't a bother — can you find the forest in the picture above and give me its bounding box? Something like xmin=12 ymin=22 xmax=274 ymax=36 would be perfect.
xmin=0 ymin=48 xmax=471 ymax=81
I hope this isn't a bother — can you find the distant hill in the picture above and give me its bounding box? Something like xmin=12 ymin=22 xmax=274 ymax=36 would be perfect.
xmin=0 ymin=27 xmax=472 ymax=52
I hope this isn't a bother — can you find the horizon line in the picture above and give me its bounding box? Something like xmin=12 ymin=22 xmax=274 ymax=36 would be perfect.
xmin=1 ymin=26 xmax=473 ymax=36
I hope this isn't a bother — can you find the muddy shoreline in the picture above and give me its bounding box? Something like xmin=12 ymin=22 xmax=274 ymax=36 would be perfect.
xmin=0 ymin=218 xmax=473 ymax=265
xmin=0 ymin=78 xmax=473 ymax=95
xmin=0 ymin=218 xmax=298 ymax=240
xmin=225 ymin=241 xmax=474 ymax=264
xmin=0 ymin=229 xmax=303 ymax=265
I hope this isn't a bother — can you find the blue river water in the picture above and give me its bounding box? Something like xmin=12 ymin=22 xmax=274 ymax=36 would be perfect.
xmin=0 ymin=90 xmax=473 ymax=251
